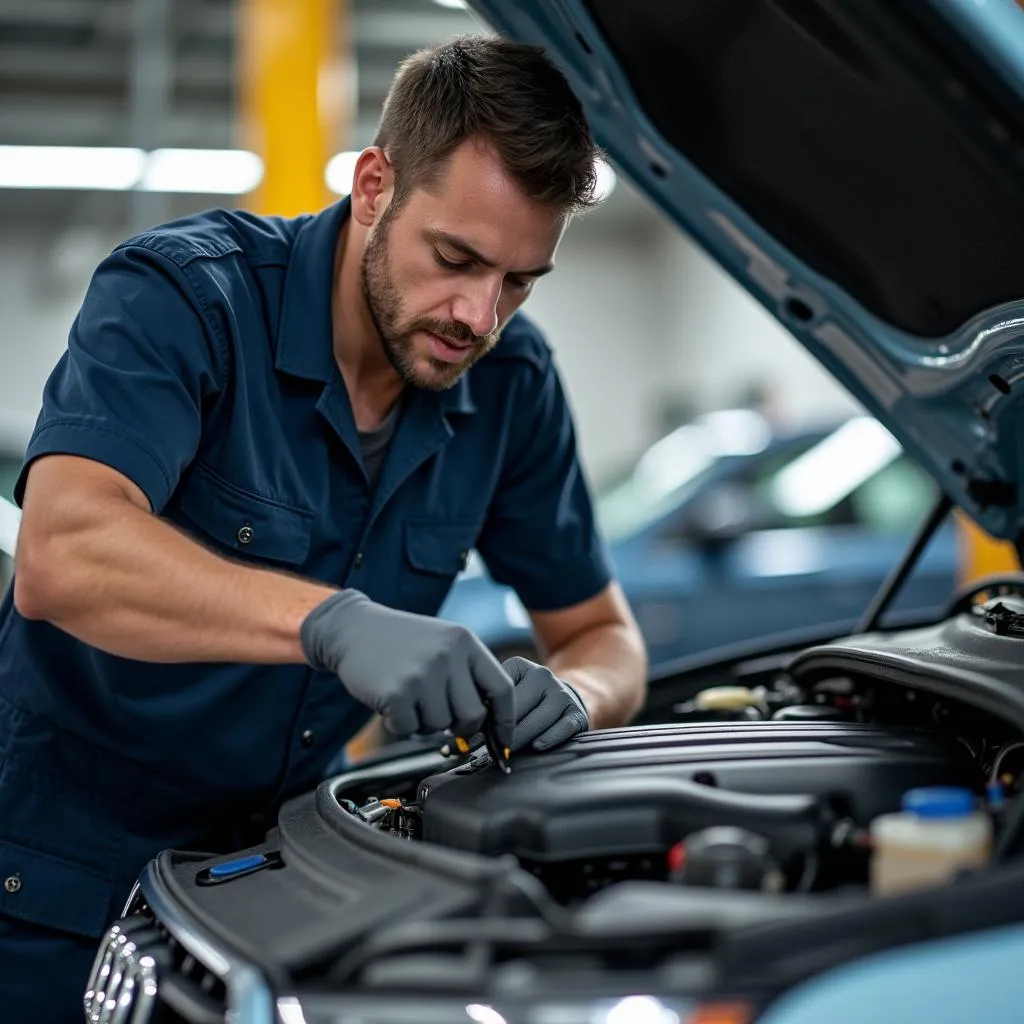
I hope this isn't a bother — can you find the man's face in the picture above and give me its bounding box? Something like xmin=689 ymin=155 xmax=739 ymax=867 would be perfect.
xmin=360 ymin=139 xmax=566 ymax=390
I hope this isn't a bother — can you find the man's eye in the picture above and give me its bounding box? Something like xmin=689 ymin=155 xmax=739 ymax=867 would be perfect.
xmin=435 ymin=252 xmax=469 ymax=271
xmin=507 ymin=277 xmax=531 ymax=291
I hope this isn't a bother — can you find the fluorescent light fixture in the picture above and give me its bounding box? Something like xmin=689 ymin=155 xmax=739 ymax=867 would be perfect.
xmin=433 ymin=0 xmax=469 ymax=8
xmin=325 ymin=150 xmax=361 ymax=196
xmin=0 ymin=145 xmax=262 ymax=194
xmin=0 ymin=144 xmax=616 ymax=202
xmin=140 ymin=149 xmax=264 ymax=195
xmin=0 ymin=145 xmax=145 ymax=190
xmin=594 ymin=157 xmax=617 ymax=202
xmin=771 ymin=417 xmax=902 ymax=518
xmin=466 ymin=1005 xmax=508 ymax=1024
xmin=604 ymin=995 xmax=679 ymax=1024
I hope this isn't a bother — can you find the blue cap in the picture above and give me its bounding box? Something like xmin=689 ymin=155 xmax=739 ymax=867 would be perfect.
xmin=902 ymin=786 xmax=977 ymax=819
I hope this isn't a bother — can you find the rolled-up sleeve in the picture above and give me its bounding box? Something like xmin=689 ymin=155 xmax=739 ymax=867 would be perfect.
xmin=15 ymin=243 xmax=225 ymax=514
xmin=476 ymin=353 xmax=613 ymax=612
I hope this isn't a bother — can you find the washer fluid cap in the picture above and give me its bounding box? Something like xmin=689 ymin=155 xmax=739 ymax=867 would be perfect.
xmin=902 ymin=786 xmax=977 ymax=819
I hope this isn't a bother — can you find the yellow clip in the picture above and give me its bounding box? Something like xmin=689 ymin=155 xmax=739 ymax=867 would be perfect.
xmin=454 ymin=736 xmax=472 ymax=754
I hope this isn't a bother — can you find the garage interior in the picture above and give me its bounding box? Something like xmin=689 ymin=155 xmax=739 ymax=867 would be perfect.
xmin=5 ymin=3 xmax=1024 ymax=1022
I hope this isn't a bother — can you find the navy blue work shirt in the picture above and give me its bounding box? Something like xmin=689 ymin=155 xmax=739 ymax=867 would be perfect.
xmin=0 ymin=197 xmax=611 ymax=939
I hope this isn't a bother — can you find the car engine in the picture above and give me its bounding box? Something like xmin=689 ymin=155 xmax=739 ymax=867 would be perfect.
xmin=87 ymin=591 xmax=1024 ymax=1024
xmin=340 ymin=720 xmax=987 ymax=900
xmin=336 ymin=591 xmax=1024 ymax=902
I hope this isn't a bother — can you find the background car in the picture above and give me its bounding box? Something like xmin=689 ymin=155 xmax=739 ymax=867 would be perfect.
xmin=440 ymin=410 xmax=956 ymax=669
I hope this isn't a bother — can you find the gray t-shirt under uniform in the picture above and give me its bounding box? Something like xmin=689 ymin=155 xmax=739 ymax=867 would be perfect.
xmin=357 ymin=397 xmax=403 ymax=490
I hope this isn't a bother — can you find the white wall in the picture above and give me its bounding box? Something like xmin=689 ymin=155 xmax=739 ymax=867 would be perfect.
xmin=0 ymin=227 xmax=113 ymax=436
xmin=0 ymin=186 xmax=860 ymax=483
xmin=524 ymin=203 xmax=666 ymax=484
xmin=654 ymin=220 xmax=860 ymax=428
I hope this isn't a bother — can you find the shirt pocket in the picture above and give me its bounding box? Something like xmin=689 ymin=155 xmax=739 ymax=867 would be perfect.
xmin=401 ymin=518 xmax=481 ymax=614
xmin=176 ymin=462 xmax=314 ymax=567
xmin=0 ymin=837 xmax=115 ymax=938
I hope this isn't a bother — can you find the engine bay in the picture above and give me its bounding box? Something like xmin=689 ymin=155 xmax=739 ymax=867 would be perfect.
xmin=103 ymin=588 xmax=1024 ymax=1022
xmin=342 ymin=720 xmax=984 ymax=899
xmin=334 ymin=590 xmax=1024 ymax=904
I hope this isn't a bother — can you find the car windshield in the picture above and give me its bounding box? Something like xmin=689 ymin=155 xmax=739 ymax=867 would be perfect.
xmin=595 ymin=410 xmax=772 ymax=541
xmin=596 ymin=415 xmax=923 ymax=543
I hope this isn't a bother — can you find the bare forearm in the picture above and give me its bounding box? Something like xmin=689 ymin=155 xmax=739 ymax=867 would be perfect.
xmin=547 ymin=622 xmax=647 ymax=730
xmin=15 ymin=490 xmax=334 ymax=664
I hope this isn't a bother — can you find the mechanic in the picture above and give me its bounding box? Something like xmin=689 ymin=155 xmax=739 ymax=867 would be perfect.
xmin=0 ymin=35 xmax=647 ymax=1022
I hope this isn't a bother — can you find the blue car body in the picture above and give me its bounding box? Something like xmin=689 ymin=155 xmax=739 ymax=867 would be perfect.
xmin=440 ymin=414 xmax=958 ymax=669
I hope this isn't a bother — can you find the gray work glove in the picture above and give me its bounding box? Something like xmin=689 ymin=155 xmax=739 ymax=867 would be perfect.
xmin=300 ymin=590 xmax=515 ymax=749
xmin=504 ymin=656 xmax=590 ymax=752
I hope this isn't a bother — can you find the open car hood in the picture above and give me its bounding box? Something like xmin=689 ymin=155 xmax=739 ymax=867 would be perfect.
xmin=469 ymin=0 xmax=1024 ymax=541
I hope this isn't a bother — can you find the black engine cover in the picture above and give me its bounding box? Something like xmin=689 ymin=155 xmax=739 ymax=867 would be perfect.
xmin=418 ymin=722 xmax=979 ymax=862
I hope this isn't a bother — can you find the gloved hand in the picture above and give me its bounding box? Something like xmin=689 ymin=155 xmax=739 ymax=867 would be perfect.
xmin=300 ymin=589 xmax=515 ymax=750
xmin=504 ymin=656 xmax=590 ymax=752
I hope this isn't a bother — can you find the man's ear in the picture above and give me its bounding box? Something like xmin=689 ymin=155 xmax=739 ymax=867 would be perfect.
xmin=350 ymin=147 xmax=395 ymax=228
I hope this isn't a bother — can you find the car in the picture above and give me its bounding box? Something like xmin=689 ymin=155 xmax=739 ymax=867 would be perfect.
xmin=440 ymin=411 xmax=957 ymax=669
xmin=80 ymin=1 xmax=1024 ymax=1022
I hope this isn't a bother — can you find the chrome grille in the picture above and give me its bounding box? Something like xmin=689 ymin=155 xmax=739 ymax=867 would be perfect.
xmin=84 ymin=916 xmax=163 ymax=1024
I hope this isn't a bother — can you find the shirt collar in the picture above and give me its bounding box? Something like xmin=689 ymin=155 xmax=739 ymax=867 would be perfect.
xmin=275 ymin=196 xmax=348 ymax=382
xmin=275 ymin=195 xmax=476 ymax=416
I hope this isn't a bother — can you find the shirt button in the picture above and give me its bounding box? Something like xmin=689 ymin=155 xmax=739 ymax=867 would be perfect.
xmin=353 ymin=550 xmax=364 ymax=567
xmin=459 ymin=550 xmax=470 ymax=569
xmin=237 ymin=524 xmax=255 ymax=545
xmin=301 ymin=729 xmax=315 ymax=748
xmin=4 ymin=875 xmax=20 ymax=894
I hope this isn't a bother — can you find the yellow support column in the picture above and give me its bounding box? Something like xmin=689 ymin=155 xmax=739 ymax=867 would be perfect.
xmin=963 ymin=1 xmax=1024 ymax=584
xmin=955 ymin=510 xmax=1020 ymax=588
xmin=238 ymin=0 xmax=352 ymax=217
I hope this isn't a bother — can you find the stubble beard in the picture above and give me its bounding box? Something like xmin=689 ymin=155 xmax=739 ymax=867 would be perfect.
xmin=360 ymin=205 xmax=500 ymax=391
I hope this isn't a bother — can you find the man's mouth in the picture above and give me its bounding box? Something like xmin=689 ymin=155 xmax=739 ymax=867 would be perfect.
xmin=423 ymin=330 xmax=475 ymax=363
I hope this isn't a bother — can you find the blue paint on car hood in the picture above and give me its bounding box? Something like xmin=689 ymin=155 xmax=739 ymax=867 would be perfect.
xmin=468 ymin=0 xmax=1024 ymax=541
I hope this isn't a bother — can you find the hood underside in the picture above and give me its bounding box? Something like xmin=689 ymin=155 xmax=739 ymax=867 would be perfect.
xmin=469 ymin=0 xmax=1024 ymax=541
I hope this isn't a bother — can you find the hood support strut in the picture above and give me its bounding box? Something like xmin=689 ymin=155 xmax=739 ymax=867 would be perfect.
xmin=857 ymin=492 xmax=954 ymax=633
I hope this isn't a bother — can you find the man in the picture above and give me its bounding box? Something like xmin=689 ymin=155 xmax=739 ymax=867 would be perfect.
xmin=0 ymin=35 xmax=647 ymax=1020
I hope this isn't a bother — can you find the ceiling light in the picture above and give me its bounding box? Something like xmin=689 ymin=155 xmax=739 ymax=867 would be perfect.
xmin=140 ymin=149 xmax=264 ymax=195
xmin=0 ymin=146 xmax=263 ymax=194
xmin=0 ymin=146 xmax=145 ymax=190
xmin=465 ymin=1004 xmax=508 ymax=1024
xmin=433 ymin=0 xmax=469 ymax=8
xmin=594 ymin=157 xmax=617 ymax=202
xmin=604 ymin=995 xmax=679 ymax=1024
xmin=325 ymin=150 xmax=361 ymax=196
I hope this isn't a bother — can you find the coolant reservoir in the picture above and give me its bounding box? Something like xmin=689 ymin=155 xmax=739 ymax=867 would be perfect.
xmin=870 ymin=786 xmax=992 ymax=897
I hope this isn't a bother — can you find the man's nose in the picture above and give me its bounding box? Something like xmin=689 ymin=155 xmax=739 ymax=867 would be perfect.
xmin=452 ymin=278 xmax=501 ymax=339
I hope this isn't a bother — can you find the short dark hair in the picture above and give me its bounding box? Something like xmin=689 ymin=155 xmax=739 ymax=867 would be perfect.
xmin=374 ymin=35 xmax=600 ymax=215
